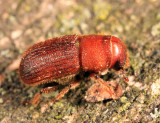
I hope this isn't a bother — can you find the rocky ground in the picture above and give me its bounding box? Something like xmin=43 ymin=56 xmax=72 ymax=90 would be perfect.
xmin=0 ymin=0 xmax=160 ymax=122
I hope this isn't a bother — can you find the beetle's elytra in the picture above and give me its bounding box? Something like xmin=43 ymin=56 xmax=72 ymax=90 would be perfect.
xmin=19 ymin=34 xmax=129 ymax=112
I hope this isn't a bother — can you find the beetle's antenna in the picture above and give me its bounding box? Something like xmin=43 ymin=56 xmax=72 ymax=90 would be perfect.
xmin=122 ymin=69 xmax=129 ymax=82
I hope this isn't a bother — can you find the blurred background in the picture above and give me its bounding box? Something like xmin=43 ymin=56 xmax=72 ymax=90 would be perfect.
xmin=0 ymin=0 xmax=160 ymax=122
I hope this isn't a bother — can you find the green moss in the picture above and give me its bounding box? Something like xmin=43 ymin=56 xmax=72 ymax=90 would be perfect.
xmin=118 ymin=102 xmax=131 ymax=112
xmin=120 ymin=96 xmax=128 ymax=103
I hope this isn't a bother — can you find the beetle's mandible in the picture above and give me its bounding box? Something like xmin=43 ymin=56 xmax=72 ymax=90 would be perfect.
xmin=19 ymin=35 xmax=129 ymax=112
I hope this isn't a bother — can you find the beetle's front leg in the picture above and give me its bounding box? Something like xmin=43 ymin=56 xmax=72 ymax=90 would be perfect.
xmin=85 ymin=73 xmax=123 ymax=102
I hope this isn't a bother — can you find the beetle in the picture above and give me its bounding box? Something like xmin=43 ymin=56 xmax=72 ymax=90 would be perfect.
xmin=19 ymin=34 xmax=129 ymax=112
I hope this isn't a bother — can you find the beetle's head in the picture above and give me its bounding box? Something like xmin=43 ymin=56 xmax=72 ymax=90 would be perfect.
xmin=109 ymin=36 xmax=129 ymax=71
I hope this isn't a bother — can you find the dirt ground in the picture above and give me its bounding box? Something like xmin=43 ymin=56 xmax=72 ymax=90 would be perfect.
xmin=0 ymin=0 xmax=160 ymax=122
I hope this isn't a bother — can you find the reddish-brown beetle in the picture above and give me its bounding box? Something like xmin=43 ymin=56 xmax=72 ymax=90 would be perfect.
xmin=19 ymin=34 xmax=129 ymax=112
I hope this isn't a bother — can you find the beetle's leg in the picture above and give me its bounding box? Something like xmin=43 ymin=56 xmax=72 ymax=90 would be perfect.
xmin=89 ymin=73 xmax=122 ymax=99
xmin=99 ymin=69 xmax=108 ymax=75
xmin=41 ymin=81 xmax=80 ymax=113
xmin=121 ymin=69 xmax=129 ymax=82
xmin=24 ymin=84 xmax=59 ymax=105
